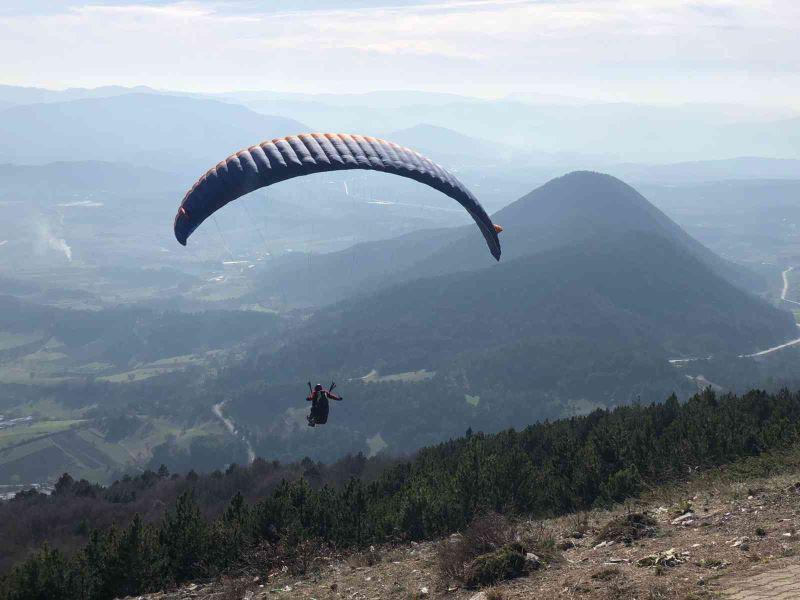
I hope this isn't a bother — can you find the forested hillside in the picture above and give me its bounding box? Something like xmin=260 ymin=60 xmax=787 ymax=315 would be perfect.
xmin=3 ymin=388 xmax=800 ymax=599
xmin=270 ymin=232 xmax=791 ymax=376
xmin=214 ymin=228 xmax=796 ymax=462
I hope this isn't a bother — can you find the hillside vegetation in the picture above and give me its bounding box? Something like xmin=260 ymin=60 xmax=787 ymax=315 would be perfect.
xmin=3 ymin=388 xmax=800 ymax=599
xmin=118 ymin=450 xmax=800 ymax=600
xmin=219 ymin=234 xmax=795 ymax=461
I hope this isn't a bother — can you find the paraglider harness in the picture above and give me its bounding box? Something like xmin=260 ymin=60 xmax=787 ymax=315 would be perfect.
xmin=307 ymin=381 xmax=341 ymax=427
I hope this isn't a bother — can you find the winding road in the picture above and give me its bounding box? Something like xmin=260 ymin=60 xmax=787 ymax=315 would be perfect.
xmin=741 ymin=325 xmax=800 ymax=358
xmin=781 ymin=266 xmax=800 ymax=306
xmin=670 ymin=267 xmax=800 ymax=364
xmin=212 ymin=401 xmax=255 ymax=464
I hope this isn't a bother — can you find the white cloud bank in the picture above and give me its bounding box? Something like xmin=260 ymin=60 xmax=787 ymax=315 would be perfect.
xmin=0 ymin=0 xmax=798 ymax=105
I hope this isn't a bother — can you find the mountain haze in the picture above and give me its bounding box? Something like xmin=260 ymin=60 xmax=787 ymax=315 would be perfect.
xmin=224 ymin=88 xmax=799 ymax=161
xmin=0 ymin=161 xmax=181 ymax=200
xmin=0 ymin=84 xmax=160 ymax=105
xmin=385 ymin=123 xmax=513 ymax=164
xmin=251 ymin=171 xmax=766 ymax=305
xmin=0 ymin=94 xmax=308 ymax=171
xmin=615 ymin=157 xmax=800 ymax=184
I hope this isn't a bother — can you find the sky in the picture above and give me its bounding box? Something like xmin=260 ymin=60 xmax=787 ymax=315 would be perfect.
xmin=0 ymin=0 xmax=798 ymax=106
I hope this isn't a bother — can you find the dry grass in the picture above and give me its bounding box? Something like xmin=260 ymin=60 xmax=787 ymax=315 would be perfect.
xmin=517 ymin=521 xmax=560 ymax=564
xmin=603 ymin=578 xmax=635 ymax=600
xmin=644 ymin=584 xmax=672 ymax=600
xmin=564 ymin=511 xmax=591 ymax=538
xmin=347 ymin=545 xmax=383 ymax=568
xmin=591 ymin=567 xmax=620 ymax=581
xmin=485 ymin=588 xmax=505 ymax=600
xmin=218 ymin=576 xmax=251 ymax=600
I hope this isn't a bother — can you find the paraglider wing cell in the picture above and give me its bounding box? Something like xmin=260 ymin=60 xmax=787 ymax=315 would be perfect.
xmin=173 ymin=133 xmax=501 ymax=260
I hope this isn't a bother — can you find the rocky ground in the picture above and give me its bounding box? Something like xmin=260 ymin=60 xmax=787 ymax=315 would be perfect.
xmin=127 ymin=467 xmax=800 ymax=600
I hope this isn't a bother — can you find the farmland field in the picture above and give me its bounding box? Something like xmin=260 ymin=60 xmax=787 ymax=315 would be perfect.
xmin=0 ymin=332 xmax=43 ymax=351
xmin=0 ymin=419 xmax=84 ymax=450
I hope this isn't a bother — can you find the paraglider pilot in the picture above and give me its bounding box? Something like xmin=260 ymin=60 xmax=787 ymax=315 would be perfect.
xmin=307 ymin=382 xmax=342 ymax=427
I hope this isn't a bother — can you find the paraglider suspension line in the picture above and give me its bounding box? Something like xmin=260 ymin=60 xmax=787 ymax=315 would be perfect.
xmin=211 ymin=215 xmax=235 ymax=261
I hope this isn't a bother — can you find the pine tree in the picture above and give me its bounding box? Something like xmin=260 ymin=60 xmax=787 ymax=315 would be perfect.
xmin=159 ymin=491 xmax=209 ymax=582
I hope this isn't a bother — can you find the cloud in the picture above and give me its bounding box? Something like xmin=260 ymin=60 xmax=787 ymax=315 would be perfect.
xmin=0 ymin=0 xmax=798 ymax=104
xmin=34 ymin=219 xmax=72 ymax=262
xmin=71 ymin=3 xmax=215 ymax=18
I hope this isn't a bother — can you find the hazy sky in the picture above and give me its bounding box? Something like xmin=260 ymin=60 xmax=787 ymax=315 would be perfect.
xmin=1 ymin=0 xmax=798 ymax=106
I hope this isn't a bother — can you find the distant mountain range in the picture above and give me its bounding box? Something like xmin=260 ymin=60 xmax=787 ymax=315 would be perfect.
xmin=0 ymin=83 xmax=796 ymax=173
xmin=262 ymin=107 xmax=798 ymax=163
xmin=0 ymin=84 xmax=160 ymax=106
xmin=0 ymin=93 xmax=308 ymax=171
xmin=215 ymin=88 xmax=798 ymax=162
xmin=0 ymin=161 xmax=182 ymax=200
xmin=614 ymin=157 xmax=800 ymax=183
xmin=384 ymin=123 xmax=515 ymax=165
xmin=219 ymin=89 xmax=483 ymax=109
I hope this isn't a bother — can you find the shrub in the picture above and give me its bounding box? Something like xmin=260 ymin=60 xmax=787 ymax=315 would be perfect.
xmin=463 ymin=542 xmax=528 ymax=589
xmin=438 ymin=513 xmax=511 ymax=582
xmin=595 ymin=513 xmax=658 ymax=544
xmin=592 ymin=567 xmax=620 ymax=581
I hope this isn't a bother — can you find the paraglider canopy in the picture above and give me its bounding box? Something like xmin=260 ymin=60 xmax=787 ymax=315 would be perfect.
xmin=174 ymin=133 xmax=501 ymax=260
